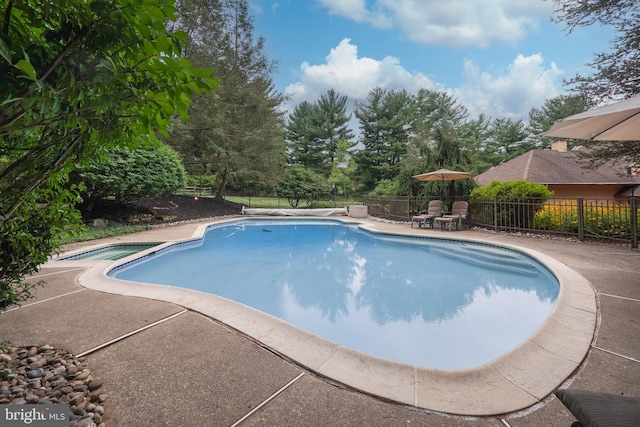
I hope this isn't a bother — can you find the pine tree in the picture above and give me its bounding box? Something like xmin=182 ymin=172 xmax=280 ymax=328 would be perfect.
xmin=485 ymin=118 xmax=534 ymax=163
xmin=353 ymin=87 xmax=415 ymax=190
xmin=167 ymin=0 xmax=286 ymax=197
xmin=316 ymin=89 xmax=355 ymax=165
xmin=285 ymin=89 xmax=354 ymax=176
xmin=286 ymin=101 xmax=325 ymax=173
xmin=528 ymin=94 xmax=595 ymax=150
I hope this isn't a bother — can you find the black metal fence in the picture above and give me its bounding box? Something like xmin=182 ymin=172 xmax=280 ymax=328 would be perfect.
xmin=363 ymin=196 xmax=466 ymax=222
xmin=181 ymin=187 xmax=359 ymax=209
xmin=180 ymin=189 xmax=638 ymax=248
xmin=363 ymin=196 xmax=639 ymax=248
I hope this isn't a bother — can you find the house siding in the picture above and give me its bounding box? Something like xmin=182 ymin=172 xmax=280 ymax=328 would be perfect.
xmin=548 ymin=184 xmax=630 ymax=200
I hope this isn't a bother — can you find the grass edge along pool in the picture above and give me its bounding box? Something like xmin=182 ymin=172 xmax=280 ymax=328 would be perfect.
xmin=108 ymin=219 xmax=560 ymax=371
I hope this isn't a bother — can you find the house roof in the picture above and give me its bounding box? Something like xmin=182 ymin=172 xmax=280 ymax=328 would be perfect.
xmin=475 ymin=149 xmax=640 ymax=186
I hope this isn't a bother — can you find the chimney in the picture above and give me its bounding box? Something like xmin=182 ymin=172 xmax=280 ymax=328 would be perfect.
xmin=551 ymin=141 xmax=568 ymax=152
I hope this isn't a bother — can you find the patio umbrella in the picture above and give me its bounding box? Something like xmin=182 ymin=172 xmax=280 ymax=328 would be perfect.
xmin=541 ymin=96 xmax=640 ymax=141
xmin=412 ymin=169 xmax=472 ymax=213
xmin=412 ymin=168 xmax=472 ymax=182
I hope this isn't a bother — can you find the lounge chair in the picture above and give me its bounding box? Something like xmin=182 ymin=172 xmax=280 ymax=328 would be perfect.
xmin=434 ymin=201 xmax=468 ymax=231
xmin=554 ymin=389 xmax=640 ymax=427
xmin=411 ymin=200 xmax=443 ymax=228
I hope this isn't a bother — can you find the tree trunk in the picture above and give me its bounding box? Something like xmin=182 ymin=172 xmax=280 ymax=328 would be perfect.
xmin=215 ymin=162 xmax=229 ymax=200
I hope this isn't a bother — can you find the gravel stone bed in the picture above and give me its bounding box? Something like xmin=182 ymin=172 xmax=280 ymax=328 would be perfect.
xmin=1 ymin=344 xmax=107 ymax=427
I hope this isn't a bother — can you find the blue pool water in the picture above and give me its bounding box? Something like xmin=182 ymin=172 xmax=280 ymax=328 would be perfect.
xmin=109 ymin=219 xmax=559 ymax=370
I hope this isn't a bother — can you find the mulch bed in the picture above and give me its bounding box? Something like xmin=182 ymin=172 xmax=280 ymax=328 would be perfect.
xmin=89 ymin=194 xmax=244 ymax=225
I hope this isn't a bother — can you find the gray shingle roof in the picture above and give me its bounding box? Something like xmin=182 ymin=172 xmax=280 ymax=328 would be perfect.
xmin=475 ymin=149 xmax=640 ymax=186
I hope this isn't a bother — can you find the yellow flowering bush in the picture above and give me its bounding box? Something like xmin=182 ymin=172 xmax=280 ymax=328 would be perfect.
xmin=534 ymin=200 xmax=638 ymax=238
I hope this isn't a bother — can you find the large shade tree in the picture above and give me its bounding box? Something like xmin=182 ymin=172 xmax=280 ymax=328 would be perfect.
xmin=0 ymin=0 xmax=215 ymax=309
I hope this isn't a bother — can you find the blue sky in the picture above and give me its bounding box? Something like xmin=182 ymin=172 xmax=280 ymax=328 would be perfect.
xmin=250 ymin=0 xmax=612 ymax=123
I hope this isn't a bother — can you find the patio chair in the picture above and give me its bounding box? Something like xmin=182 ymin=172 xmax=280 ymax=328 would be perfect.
xmin=554 ymin=389 xmax=640 ymax=427
xmin=434 ymin=201 xmax=468 ymax=231
xmin=410 ymin=200 xmax=443 ymax=228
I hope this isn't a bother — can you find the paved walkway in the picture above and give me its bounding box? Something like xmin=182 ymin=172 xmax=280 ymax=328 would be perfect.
xmin=1 ymin=218 xmax=638 ymax=426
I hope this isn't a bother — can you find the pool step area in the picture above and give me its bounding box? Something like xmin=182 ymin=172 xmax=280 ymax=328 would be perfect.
xmin=428 ymin=245 xmax=540 ymax=276
xmin=58 ymin=244 xmax=161 ymax=261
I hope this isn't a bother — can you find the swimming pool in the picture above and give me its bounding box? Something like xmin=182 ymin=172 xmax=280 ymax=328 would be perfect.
xmin=65 ymin=217 xmax=596 ymax=415
xmin=108 ymin=219 xmax=559 ymax=370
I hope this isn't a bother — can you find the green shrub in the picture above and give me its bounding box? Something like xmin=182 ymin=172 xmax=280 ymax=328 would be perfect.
xmin=80 ymin=144 xmax=186 ymax=205
xmin=470 ymin=180 xmax=553 ymax=200
xmin=470 ymin=180 xmax=553 ymax=228
xmin=1 ymin=181 xmax=83 ymax=310
xmin=186 ymin=174 xmax=216 ymax=188
xmin=274 ymin=166 xmax=332 ymax=208
xmin=370 ymin=179 xmax=400 ymax=196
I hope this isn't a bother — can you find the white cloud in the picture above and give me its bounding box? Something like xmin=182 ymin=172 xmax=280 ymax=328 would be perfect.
xmin=248 ymin=1 xmax=263 ymax=15
xmin=317 ymin=0 xmax=367 ymax=20
xmin=283 ymin=38 xmax=439 ymax=112
xmin=319 ymin=0 xmax=552 ymax=47
xmin=283 ymin=39 xmax=564 ymax=125
xmin=317 ymin=0 xmax=392 ymax=28
xmin=453 ymin=54 xmax=563 ymax=120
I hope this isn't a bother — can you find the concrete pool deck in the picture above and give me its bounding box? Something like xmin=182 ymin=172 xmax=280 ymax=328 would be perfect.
xmin=2 ymin=217 xmax=639 ymax=426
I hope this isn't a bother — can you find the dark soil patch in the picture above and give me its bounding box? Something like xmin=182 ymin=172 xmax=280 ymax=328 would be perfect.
xmin=89 ymin=194 xmax=243 ymax=225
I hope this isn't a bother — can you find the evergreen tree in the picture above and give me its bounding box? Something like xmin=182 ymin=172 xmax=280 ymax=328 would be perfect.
xmin=285 ymin=89 xmax=354 ymax=176
xmin=412 ymin=90 xmax=469 ymax=139
xmin=528 ymin=94 xmax=595 ymax=149
xmin=316 ymin=89 xmax=355 ymax=165
xmin=286 ymin=101 xmax=325 ymax=172
xmin=459 ymin=113 xmax=492 ymax=174
xmin=353 ymin=87 xmax=415 ymax=190
xmin=481 ymin=118 xmax=533 ymax=166
xmin=168 ymin=0 xmax=286 ymax=197
xmin=529 ymin=94 xmax=593 ymax=134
